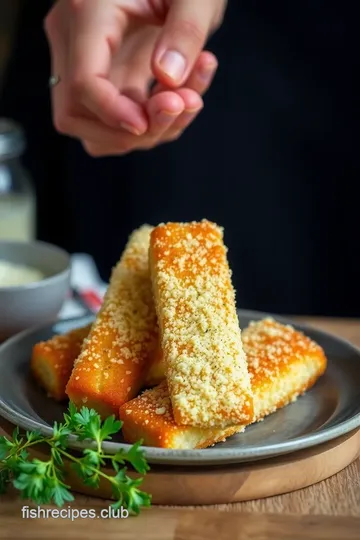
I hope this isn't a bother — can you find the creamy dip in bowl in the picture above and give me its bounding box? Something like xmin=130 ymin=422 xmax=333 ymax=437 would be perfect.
xmin=0 ymin=259 xmax=45 ymax=287
xmin=0 ymin=241 xmax=70 ymax=340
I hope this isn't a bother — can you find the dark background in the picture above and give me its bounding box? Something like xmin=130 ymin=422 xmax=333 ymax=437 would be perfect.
xmin=0 ymin=0 xmax=359 ymax=316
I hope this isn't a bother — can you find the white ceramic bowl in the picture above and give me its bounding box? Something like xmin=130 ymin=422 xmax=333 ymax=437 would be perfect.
xmin=0 ymin=241 xmax=71 ymax=340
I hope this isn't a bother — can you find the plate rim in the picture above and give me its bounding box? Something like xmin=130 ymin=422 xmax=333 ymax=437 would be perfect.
xmin=1 ymin=309 xmax=360 ymax=466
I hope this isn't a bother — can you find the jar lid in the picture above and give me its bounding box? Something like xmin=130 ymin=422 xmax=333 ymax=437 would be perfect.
xmin=0 ymin=118 xmax=26 ymax=159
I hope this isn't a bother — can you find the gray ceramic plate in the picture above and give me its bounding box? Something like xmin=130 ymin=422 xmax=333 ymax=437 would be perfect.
xmin=0 ymin=310 xmax=360 ymax=466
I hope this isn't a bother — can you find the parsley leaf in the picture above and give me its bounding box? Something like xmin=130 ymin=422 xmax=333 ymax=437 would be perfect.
xmin=0 ymin=402 xmax=151 ymax=514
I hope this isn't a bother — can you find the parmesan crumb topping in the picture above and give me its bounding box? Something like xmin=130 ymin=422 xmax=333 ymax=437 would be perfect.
xmin=242 ymin=317 xmax=323 ymax=385
xmin=119 ymin=319 xmax=327 ymax=450
xmin=149 ymin=220 xmax=254 ymax=428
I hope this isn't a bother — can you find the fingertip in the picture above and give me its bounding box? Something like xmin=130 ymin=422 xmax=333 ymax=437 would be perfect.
xmin=151 ymin=1 xmax=212 ymax=87
xmin=118 ymin=101 xmax=149 ymax=135
xmin=120 ymin=122 xmax=145 ymax=136
xmin=175 ymin=88 xmax=203 ymax=112
xmin=197 ymin=51 xmax=218 ymax=71
xmin=147 ymin=91 xmax=185 ymax=117
xmin=151 ymin=39 xmax=193 ymax=88
xmin=196 ymin=52 xmax=218 ymax=86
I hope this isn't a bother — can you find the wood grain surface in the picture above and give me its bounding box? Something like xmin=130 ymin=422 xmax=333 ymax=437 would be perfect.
xmin=1 ymin=317 xmax=360 ymax=539
xmin=1 ymin=503 xmax=360 ymax=540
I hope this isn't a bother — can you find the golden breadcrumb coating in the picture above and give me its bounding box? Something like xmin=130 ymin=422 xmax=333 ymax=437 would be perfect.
xmin=119 ymin=318 xmax=327 ymax=449
xmin=31 ymin=325 xmax=91 ymax=401
xmin=66 ymin=225 xmax=159 ymax=417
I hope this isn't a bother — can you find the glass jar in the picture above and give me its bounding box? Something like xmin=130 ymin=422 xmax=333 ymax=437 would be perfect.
xmin=0 ymin=118 xmax=36 ymax=241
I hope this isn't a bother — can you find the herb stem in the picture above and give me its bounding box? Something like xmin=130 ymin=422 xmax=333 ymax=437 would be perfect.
xmin=0 ymin=403 xmax=151 ymax=513
xmin=57 ymin=447 xmax=114 ymax=481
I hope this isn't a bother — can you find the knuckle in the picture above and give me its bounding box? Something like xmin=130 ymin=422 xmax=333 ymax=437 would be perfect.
xmin=81 ymin=136 xmax=146 ymax=157
xmin=137 ymin=135 xmax=156 ymax=150
xmin=141 ymin=141 xmax=156 ymax=151
xmin=212 ymin=3 xmax=227 ymax=32
xmin=120 ymin=139 xmax=135 ymax=153
xmin=218 ymin=4 xmax=227 ymax=25
xmin=174 ymin=119 xmax=190 ymax=130
xmin=213 ymin=14 xmax=223 ymax=32
xmin=82 ymin=142 xmax=102 ymax=158
xmin=62 ymin=98 xmax=74 ymax=119
xmin=53 ymin=114 xmax=70 ymax=135
xmin=68 ymin=79 xmax=84 ymax=101
xmin=43 ymin=8 xmax=57 ymax=37
xmin=69 ymin=0 xmax=85 ymax=14
xmin=166 ymin=130 xmax=183 ymax=143
xmin=172 ymin=19 xmax=207 ymax=46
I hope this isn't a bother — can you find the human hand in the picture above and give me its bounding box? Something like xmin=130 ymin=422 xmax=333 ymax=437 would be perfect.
xmin=44 ymin=0 xmax=227 ymax=156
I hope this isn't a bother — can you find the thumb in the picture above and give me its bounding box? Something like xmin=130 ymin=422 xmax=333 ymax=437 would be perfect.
xmin=152 ymin=0 xmax=216 ymax=87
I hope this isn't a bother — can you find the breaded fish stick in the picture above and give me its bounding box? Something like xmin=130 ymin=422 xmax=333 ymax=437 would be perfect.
xmin=31 ymin=324 xmax=91 ymax=401
xmin=149 ymin=220 xmax=254 ymax=428
xmin=66 ymin=225 xmax=159 ymax=417
xmin=119 ymin=318 xmax=327 ymax=449
xmin=32 ymin=323 xmax=163 ymax=398
xmin=142 ymin=346 xmax=165 ymax=388
xmin=119 ymin=380 xmax=244 ymax=449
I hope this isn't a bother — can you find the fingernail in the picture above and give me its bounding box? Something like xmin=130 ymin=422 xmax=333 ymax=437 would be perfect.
xmin=156 ymin=110 xmax=180 ymax=125
xmin=179 ymin=112 xmax=197 ymax=126
xmin=159 ymin=50 xmax=186 ymax=82
xmin=175 ymin=107 xmax=203 ymax=128
xmin=198 ymin=62 xmax=217 ymax=82
xmin=120 ymin=122 xmax=141 ymax=136
xmin=180 ymin=111 xmax=200 ymax=125
xmin=184 ymin=104 xmax=204 ymax=115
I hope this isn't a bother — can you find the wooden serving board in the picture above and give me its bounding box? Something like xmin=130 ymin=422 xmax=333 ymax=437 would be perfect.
xmin=1 ymin=417 xmax=359 ymax=506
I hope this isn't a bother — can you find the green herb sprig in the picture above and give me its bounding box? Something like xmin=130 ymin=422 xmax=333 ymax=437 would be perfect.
xmin=0 ymin=402 xmax=151 ymax=514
